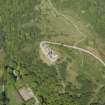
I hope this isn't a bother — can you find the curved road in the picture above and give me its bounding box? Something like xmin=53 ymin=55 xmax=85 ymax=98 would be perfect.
xmin=41 ymin=41 xmax=105 ymax=67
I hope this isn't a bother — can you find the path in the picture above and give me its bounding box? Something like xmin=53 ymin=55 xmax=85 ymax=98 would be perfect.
xmin=56 ymin=66 xmax=66 ymax=93
xmin=87 ymin=84 xmax=104 ymax=105
xmin=40 ymin=0 xmax=86 ymax=45
xmin=34 ymin=95 xmax=40 ymax=105
xmin=47 ymin=0 xmax=87 ymax=45
xmin=41 ymin=41 xmax=105 ymax=67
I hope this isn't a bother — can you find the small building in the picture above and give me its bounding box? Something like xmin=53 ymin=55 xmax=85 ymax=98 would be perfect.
xmin=19 ymin=87 xmax=34 ymax=101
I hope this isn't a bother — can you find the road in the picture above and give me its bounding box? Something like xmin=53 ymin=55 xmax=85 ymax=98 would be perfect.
xmin=41 ymin=41 xmax=105 ymax=67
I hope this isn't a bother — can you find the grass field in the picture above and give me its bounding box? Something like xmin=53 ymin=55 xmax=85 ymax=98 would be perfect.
xmin=49 ymin=44 xmax=105 ymax=105
xmin=0 ymin=0 xmax=105 ymax=105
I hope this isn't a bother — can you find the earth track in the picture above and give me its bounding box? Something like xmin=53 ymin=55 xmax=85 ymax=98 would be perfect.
xmin=41 ymin=41 xmax=105 ymax=67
